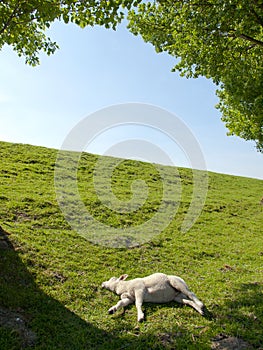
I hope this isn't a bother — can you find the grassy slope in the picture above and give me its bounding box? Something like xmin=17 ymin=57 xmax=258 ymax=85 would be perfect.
xmin=0 ymin=140 xmax=262 ymax=349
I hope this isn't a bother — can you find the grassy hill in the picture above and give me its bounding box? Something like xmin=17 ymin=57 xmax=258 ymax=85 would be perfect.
xmin=0 ymin=140 xmax=262 ymax=349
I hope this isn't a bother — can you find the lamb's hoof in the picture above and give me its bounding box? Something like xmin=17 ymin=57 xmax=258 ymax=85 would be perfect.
xmin=108 ymin=307 xmax=116 ymax=315
xmin=199 ymin=306 xmax=205 ymax=316
xmin=138 ymin=314 xmax=144 ymax=322
xmin=201 ymin=306 xmax=213 ymax=319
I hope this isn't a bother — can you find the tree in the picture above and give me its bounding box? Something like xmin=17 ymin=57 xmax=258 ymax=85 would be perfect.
xmin=1 ymin=1 xmax=263 ymax=150
xmin=127 ymin=0 xmax=263 ymax=151
xmin=0 ymin=0 xmax=138 ymax=65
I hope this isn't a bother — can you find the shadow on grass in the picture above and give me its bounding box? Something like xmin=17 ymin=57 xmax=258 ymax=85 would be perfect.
xmin=214 ymin=281 xmax=263 ymax=349
xmin=0 ymin=226 xmax=212 ymax=350
xmin=0 ymin=226 xmax=119 ymax=349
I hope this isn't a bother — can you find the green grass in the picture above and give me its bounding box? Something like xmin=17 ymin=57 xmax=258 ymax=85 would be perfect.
xmin=0 ymin=140 xmax=262 ymax=349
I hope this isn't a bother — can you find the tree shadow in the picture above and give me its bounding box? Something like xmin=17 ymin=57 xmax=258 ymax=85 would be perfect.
xmin=213 ymin=281 xmax=263 ymax=349
xmin=0 ymin=226 xmax=120 ymax=349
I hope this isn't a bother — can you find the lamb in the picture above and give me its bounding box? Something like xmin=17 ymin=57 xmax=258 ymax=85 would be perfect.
xmin=101 ymin=273 xmax=206 ymax=322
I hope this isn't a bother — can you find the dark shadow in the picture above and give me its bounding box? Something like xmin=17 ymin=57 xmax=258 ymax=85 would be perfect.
xmin=0 ymin=226 xmax=118 ymax=349
xmin=212 ymin=281 xmax=263 ymax=349
xmin=0 ymin=226 xmax=211 ymax=349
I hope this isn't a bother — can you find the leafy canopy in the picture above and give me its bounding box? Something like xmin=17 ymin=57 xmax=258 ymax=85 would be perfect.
xmin=1 ymin=0 xmax=263 ymax=150
xmin=128 ymin=0 xmax=263 ymax=151
xmin=0 ymin=0 xmax=138 ymax=65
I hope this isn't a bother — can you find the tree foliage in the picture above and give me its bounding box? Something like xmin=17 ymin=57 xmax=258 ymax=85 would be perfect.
xmin=1 ymin=1 xmax=263 ymax=150
xmin=0 ymin=0 xmax=137 ymax=65
xmin=127 ymin=0 xmax=263 ymax=151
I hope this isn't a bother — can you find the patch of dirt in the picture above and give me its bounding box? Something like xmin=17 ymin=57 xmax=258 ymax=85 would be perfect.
xmin=211 ymin=334 xmax=253 ymax=350
xmin=158 ymin=331 xmax=183 ymax=346
xmin=219 ymin=264 xmax=235 ymax=272
xmin=0 ymin=306 xmax=37 ymax=348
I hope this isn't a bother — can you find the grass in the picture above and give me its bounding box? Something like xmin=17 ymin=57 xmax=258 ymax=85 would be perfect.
xmin=0 ymin=140 xmax=262 ymax=349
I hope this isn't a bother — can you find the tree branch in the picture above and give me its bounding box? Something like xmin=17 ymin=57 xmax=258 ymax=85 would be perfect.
xmin=251 ymin=6 xmax=263 ymax=27
xmin=0 ymin=3 xmax=22 ymax=35
xmin=238 ymin=33 xmax=263 ymax=47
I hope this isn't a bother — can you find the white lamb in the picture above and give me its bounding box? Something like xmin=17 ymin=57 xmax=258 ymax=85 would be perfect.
xmin=102 ymin=273 xmax=206 ymax=322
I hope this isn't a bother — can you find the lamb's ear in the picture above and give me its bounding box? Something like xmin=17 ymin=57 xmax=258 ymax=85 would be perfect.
xmin=119 ymin=274 xmax=128 ymax=281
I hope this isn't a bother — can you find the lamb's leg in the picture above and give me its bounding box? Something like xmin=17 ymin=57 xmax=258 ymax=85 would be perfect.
xmin=108 ymin=294 xmax=133 ymax=315
xmin=168 ymin=275 xmax=205 ymax=315
xmin=174 ymin=293 xmax=205 ymax=315
xmin=134 ymin=289 xmax=144 ymax=322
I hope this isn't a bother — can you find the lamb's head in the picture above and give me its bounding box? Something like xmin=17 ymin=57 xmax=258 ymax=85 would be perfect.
xmin=101 ymin=274 xmax=128 ymax=292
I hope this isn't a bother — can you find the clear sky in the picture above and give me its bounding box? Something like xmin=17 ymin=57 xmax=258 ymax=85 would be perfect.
xmin=0 ymin=21 xmax=262 ymax=180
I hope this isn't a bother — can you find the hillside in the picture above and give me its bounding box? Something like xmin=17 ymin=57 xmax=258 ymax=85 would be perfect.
xmin=0 ymin=140 xmax=262 ymax=349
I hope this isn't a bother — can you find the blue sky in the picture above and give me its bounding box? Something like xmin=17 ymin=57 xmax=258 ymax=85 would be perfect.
xmin=0 ymin=21 xmax=262 ymax=180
